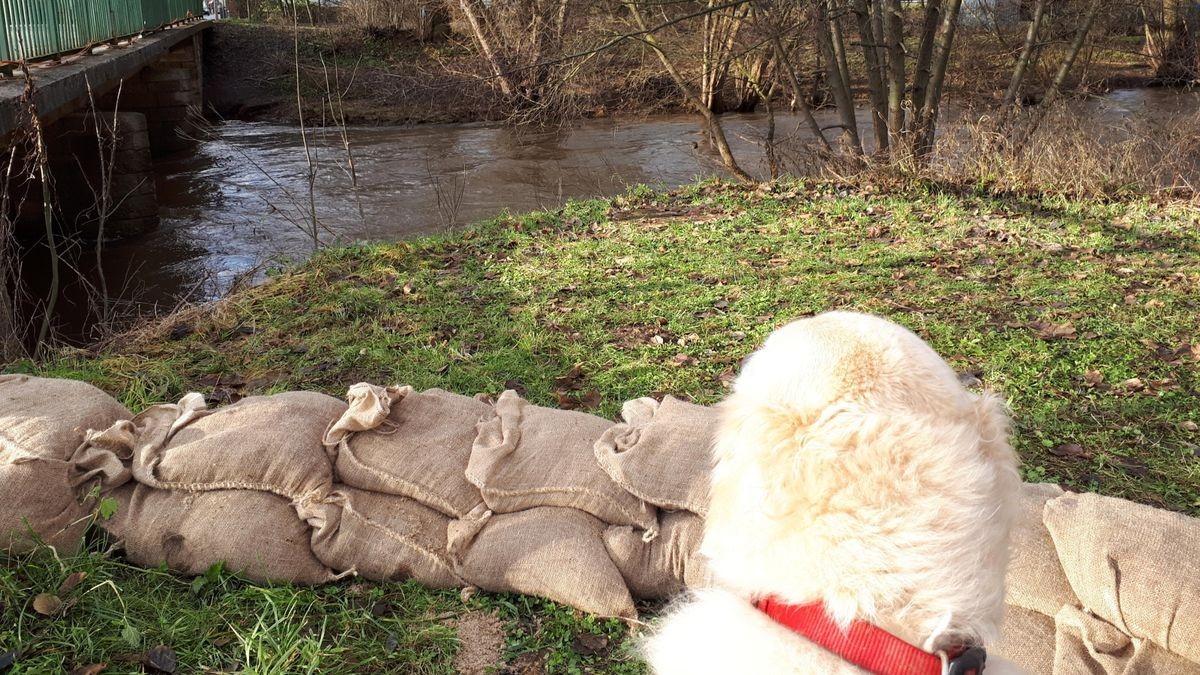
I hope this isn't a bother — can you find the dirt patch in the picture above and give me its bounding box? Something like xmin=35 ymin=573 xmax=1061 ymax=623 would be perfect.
xmin=453 ymin=611 xmax=507 ymax=675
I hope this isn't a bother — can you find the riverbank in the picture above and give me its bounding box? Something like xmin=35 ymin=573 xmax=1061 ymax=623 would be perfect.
xmin=204 ymin=22 xmax=1153 ymax=126
xmin=7 ymin=182 xmax=1199 ymax=671
xmin=204 ymin=22 xmax=683 ymax=125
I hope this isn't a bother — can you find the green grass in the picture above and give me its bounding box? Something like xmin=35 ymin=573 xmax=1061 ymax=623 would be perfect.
xmin=5 ymin=180 xmax=1200 ymax=672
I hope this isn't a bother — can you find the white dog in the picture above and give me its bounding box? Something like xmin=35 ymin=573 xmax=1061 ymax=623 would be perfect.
xmin=644 ymin=312 xmax=1023 ymax=675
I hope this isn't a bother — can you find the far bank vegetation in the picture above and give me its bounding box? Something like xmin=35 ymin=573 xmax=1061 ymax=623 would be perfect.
xmin=215 ymin=0 xmax=1200 ymax=191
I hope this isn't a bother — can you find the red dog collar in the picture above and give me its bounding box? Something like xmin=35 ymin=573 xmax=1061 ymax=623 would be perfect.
xmin=755 ymin=598 xmax=986 ymax=675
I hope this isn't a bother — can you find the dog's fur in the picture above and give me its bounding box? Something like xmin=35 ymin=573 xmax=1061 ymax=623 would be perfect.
xmin=644 ymin=312 xmax=1024 ymax=674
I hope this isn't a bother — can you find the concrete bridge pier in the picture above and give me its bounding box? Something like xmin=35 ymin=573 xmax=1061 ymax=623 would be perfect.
xmin=1 ymin=22 xmax=212 ymax=241
xmin=112 ymin=34 xmax=205 ymax=156
xmin=45 ymin=111 xmax=160 ymax=239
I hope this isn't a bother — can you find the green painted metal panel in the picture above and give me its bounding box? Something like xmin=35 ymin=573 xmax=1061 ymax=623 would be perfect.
xmin=0 ymin=0 xmax=202 ymax=62
xmin=140 ymin=0 xmax=202 ymax=30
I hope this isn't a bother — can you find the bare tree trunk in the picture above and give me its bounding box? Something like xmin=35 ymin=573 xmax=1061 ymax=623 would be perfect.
xmin=700 ymin=1 xmax=748 ymax=111
xmin=458 ymin=0 xmax=515 ymax=98
xmin=828 ymin=5 xmax=854 ymax=101
xmin=907 ymin=0 xmax=941 ymax=134
xmin=1156 ymin=0 xmax=1198 ymax=83
xmin=1001 ymin=0 xmax=1048 ymax=110
xmin=851 ymin=0 xmax=889 ymax=152
xmin=816 ymin=0 xmax=864 ymax=152
xmin=1040 ymin=0 xmax=1103 ymax=110
xmin=769 ymin=35 xmax=833 ymax=151
xmin=913 ymin=0 xmax=964 ymax=155
xmin=883 ymin=0 xmax=905 ymax=145
xmin=624 ymin=2 xmax=754 ymax=183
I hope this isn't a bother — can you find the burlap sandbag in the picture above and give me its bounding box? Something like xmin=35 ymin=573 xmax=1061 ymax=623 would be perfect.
xmin=603 ymin=510 xmax=710 ymax=599
xmin=0 ymin=375 xmax=131 ymax=460
xmin=308 ymin=486 xmax=462 ymax=587
xmin=1052 ymin=605 xmax=1198 ymax=675
xmin=594 ymin=396 xmax=716 ymax=516
xmin=447 ymin=505 xmax=637 ymax=619
xmin=132 ymin=391 xmax=345 ymax=505
xmin=324 ymin=384 xmax=487 ymax=518
xmin=1045 ymin=492 xmax=1200 ymax=663
xmin=1006 ymin=482 xmax=1078 ymax=616
xmin=0 ymin=375 xmax=131 ymax=554
xmin=993 ymin=605 xmax=1056 ymax=675
xmin=105 ymin=483 xmax=334 ymax=584
xmin=467 ymin=391 xmax=656 ymax=531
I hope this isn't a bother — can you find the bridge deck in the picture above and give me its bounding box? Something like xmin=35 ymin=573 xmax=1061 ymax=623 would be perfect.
xmin=0 ymin=19 xmax=209 ymax=139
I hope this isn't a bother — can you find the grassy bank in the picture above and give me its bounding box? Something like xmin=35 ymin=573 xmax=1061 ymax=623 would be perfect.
xmin=5 ymin=182 xmax=1199 ymax=672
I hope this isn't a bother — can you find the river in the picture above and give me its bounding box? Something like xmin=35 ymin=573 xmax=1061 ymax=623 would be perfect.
xmin=22 ymin=87 xmax=1200 ymax=340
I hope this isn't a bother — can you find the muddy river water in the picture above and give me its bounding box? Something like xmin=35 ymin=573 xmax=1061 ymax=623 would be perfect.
xmin=28 ymin=87 xmax=1200 ymax=336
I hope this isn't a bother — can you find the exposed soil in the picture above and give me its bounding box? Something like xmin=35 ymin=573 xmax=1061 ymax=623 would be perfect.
xmin=453 ymin=611 xmax=507 ymax=675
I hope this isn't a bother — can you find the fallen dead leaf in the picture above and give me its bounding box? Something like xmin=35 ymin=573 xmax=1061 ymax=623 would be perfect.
xmin=1033 ymin=322 xmax=1077 ymax=340
xmin=57 ymin=572 xmax=87 ymax=596
xmin=1122 ymin=378 xmax=1145 ymax=392
xmin=1082 ymin=370 xmax=1105 ymax=386
xmin=1049 ymin=443 xmax=1089 ymax=459
xmin=556 ymin=389 xmax=601 ymax=411
xmin=32 ymin=593 xmax=62 ymax=616
xmin=553 ymin=364 xmax=585 ymax=390
xmin=718 ymin=369 xmax=737 ymax=388
xmin=1181 ymin=421 xmax=1198 ymax=432
xmin=144 ymin=645 xmax=176 ymax=674
xmin=672 ymin=353 xmax=697 ymax=367
xmin=503 ymin=379 xmax=528 ymax=397
xmin=68 ymin=664 xmax=106 ymax=675
xmin=570 ymin=633 xmax=610 ymax=657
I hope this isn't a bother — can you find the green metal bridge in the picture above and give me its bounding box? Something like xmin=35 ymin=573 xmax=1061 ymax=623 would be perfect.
xmin=0 ymin=0 xmax=203 ymax=63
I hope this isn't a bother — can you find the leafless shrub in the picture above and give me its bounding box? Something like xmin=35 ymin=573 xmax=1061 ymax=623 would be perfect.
xmin=938 ymin=105 xmax=1200 ymax=198
xmin=810 ymin=103 xmax=1200 ymax=200
xmin=428 ymin=161 xmax=467 ymax=229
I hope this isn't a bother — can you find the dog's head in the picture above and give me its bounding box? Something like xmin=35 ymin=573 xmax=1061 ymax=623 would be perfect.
xmin=702 ymin=311 xmax=1020 ymax=652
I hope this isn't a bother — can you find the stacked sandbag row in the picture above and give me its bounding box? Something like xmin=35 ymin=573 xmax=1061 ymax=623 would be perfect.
xmin=5 ymin=374 xmax=1198 ymax=675
xmin=88 ymin=390 xmax=344 ymax=584
xmin=31 ymin=379 xmax=716 ymax=621
xmin=995 ymin=483 xmax=1200 ymax=674
xmin=323 ymin=385 xmax=718 ymax=619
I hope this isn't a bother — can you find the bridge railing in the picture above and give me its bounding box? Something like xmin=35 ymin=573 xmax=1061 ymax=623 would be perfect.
xmin=0 ymin=0 xmax=203 ymax=63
